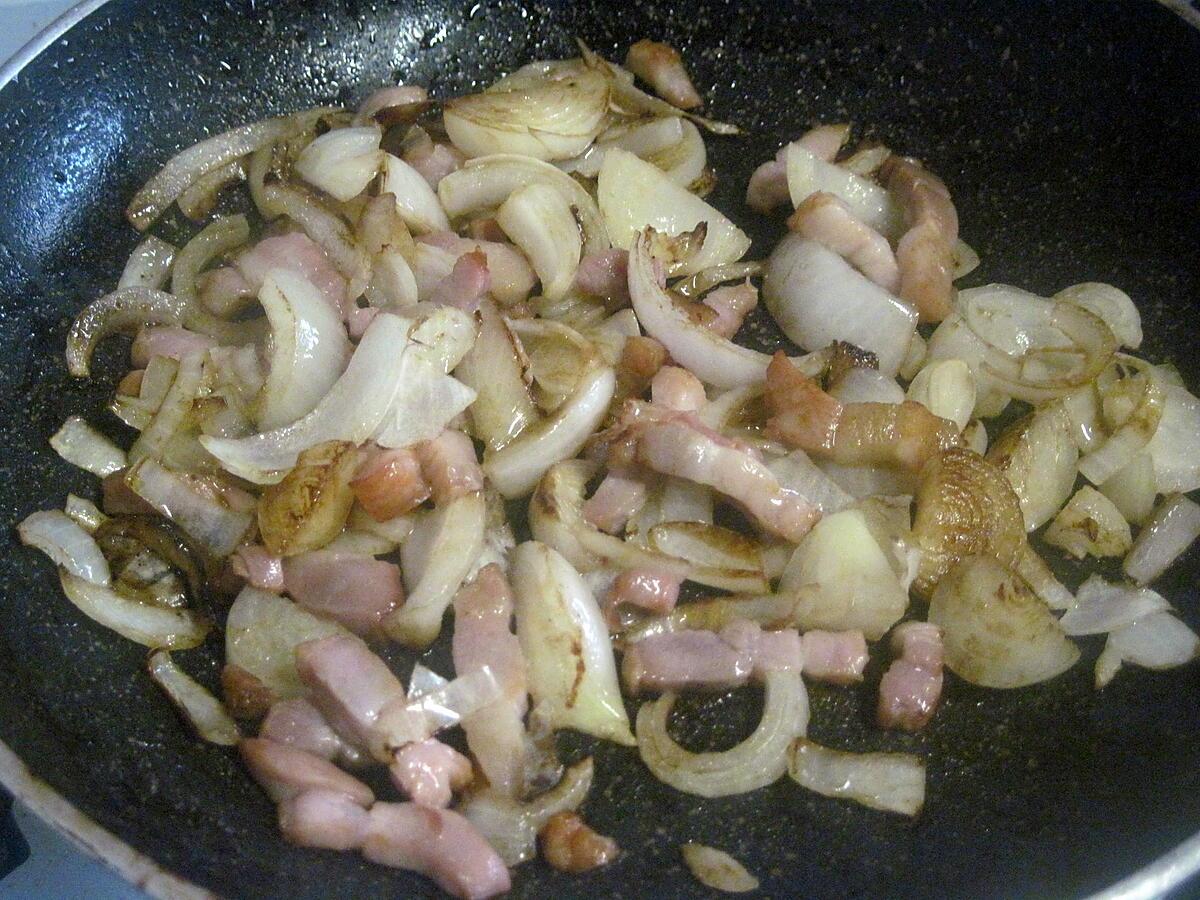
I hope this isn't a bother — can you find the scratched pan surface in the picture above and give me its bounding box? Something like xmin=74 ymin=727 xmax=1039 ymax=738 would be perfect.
xmin=0 ymin=0 xmax=1198 ymax=897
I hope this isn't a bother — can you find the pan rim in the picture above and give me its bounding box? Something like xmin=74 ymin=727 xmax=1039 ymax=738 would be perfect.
xmin=0 ymin=1 xmax=1198 ymax=898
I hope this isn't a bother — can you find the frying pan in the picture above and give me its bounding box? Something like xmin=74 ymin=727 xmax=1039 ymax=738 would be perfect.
xmin=1 ymin=1 xmax=1199 ymax=897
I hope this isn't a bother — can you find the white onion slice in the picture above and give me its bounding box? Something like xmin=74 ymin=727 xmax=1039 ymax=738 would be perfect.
xmin=380 ymin=153 xmax=451 ymax=234
xmin=147 ymin=651 xmax=241 ymax=746
xmin=1145 ymin=384 xmax=1200 ymax=494
xmin=1043 ymin=486 xmax=1132 ymax=560
xmin=905 ymin=359 xmax=976 ymax=430
xmin=645 ymin=119 xmax=708 ymax=188
xmin=561 ymin=116 xmax=685 ymax=178
xmin=762 ymin=235 xmax=917 ymax=376
xmin=259 ymin=183 xmax=372 ymax=300
xmin=629 ymin=229 xmax=825 ymax=389
xmin=371 ymin=354 xmax=477 ymax=451
xmin=598 ymin=148 xmax=749 ymax=275
xmin=119 ymin=235 xmax=176 ymax=290
xmin=295 ymin=125 xmax=383 ymax=202
xmin=457 ymin=300 xmax=537 ymax=451
xmin=636 ymin=670 xmax=807 ymax=797
xmin=126 ymin=459 xmax=255 ymax=559
xmin=59 ymin=570 xmax=208 ymax=650
xmin=255 ymin=269 xmax=352 ymax=430
xmin=126 ymin=115 xmax=298 ymax=230
xmin=127 ymin=352 xmax=205 ymax=465
xmin=1054 ymin=282 xmax=1142 ymax=350
xmin=19 ymin=510 xmax=111 ymax=585
xmin=766 ymin=451 xmax=854 ymax=515
xmin=830 ymin=368 xmax=906 ymax=406
xmin=483 ymin=365 xmax=615 ymax=498
xmin=785 ymin=142 xmax=904 ymax=238
xmin=1123 ymin=493 xmax=1200 ymax=585
xmin=496 ymin=183 xmax=582 ymax=301
xmin=1105 ymin=612 xmax=1199 ymax=673
xmin=681 ymin=844 xmax=759 ymax=894
xmin=385 ymin=492 xmax=485 ymax=649
xmin=1059 ymin=576 xmax=1170 ymax=636
xmin=64 ymin=494 xmax=106 ymax=533
xmin=512 ymin=541 xmax=634 ymax=745
xmin=1099 ymin=452 xmax=1157 ymax=526
xmin=787 ymin=739 xmax=925 ymax=817
xmin=1077 ymin=375 xmax=1164 ymax=486
xmin=438 ymin=154 xmax=610 ymax=256
xmin=49 ymin=416 xmax=126 ymax=477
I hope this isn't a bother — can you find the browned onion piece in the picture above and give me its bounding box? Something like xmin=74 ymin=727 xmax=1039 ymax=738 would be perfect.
xmin=910 ymin=448 xmax=1025 ymax=599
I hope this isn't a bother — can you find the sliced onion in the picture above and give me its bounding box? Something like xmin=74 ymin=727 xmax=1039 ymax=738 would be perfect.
xmin=906 ymin=359 xmax=975 ymax=430
xmin=483 ymin=365 xmax=615 ymax=498
xmin=629 ymin=229 xmax=827 ymax=389
xmin=147 ymin=651 xmax=241 ymax=746
xmin=785 ymin=142 xmax=903 ymax=237
xmin=65 ymin=287 xmax=245 ymax=378
xmin=457 ymin=299 xmax=537 ymax=451
xmin=681 ymin=845 xmax=759 ymax=894
xmin=64 ymin=494 xmax=106 ymax=533
xmin=445 ymin=68 xmax=610 ymax=161
xmin=512 ymin=541 xmax=634 ymax=745
xmin=200 ymin=314 xmax=412 ymax=483
xmin=928 ymin=555 xmax=1079 ymax=688
xmin=126 ymin=458 xmax=255 ymax=559
xmin=119 ymin=235 xmax=176 ymax=290
xmin=787 ymin=739 xmax=924 ymax=817
xmin=496 ymin=183 xmax=581 ymax=300
xmin=985 ymin=406 xmax=1079 ymax=532
xmin=591 ymin=51 xmax=739 ymax=136
xmin=177 ymin=159 xmax=245 ymax=221
xmin=371 ymin=354 xmax=477 ymax=450
xmin=636 ymin=670 xmax=807 ymax=797
xmin=647 ymin=521 xmax=765 ymax=577
xmin=127 ymin=352 xmax=205 ymax=465
xmin=828 ymin=368 xmax=905 ymax=406
xmin=380 ymin=153 xmax=451 ymax=235
xmin=762 ymin=235 xmax=917 ymax=376
xmin=777 ymin=508 xmax=909 ymax=641
xmin=1103 ymin=612 xmax=1199 ymax=677
xmin=1059 ymin=576 xmax=1170 ymax=636
xmin=376 ymin=664 xmax=503 ymax=748
xmin=385 ymin=492 xmax=485 ymax=648
xmin=59 ymin=569 xmax=208 ymax=649
xmin=1145 ymin=383 xmax=1200 ymax=493
xmin=1123 ymin=493 xmax=1200 ymax=585
xmin=645 ymin=119 xmax=708 ymax=188
xmin=766 ymin=451 xmax=854 ymax=515
xmin=255 ymin=269 xmax=352 ymax=430
xmin=951 ymin=239 xmax=980 ymax=280
xmin=598 ymin=148 xmax=749 ymax=275
xmin=561 ymin=116 xmax=685 ymax=179
xmin=50 ymin=416 xmax=126 ymax=477
xmin=260 ymin=183 xmax=372 ymax=300
xmin=1055 ymin=282 xmax=1142 ymax=350
xmin=1099 ymin=452 xmax=1158 ymax=526
xmin=1014 ymin=544 xmax=1074 ymax=611
xmin=673 ymin=262 xmax=763 ymax=300
xmin=1043 ymin=486 xmax=1132 ymax=560
xmin=1078 ymin=374 xmax=1164 ymax=485
xmin=438 ymin=154 xmax=610 ymax=256
xmin=171 ymin=215 xmax=251 ymax=305
xmin=125 ymin=115 xmax=297 ymax=230
xmin=295 ymin=125 xmax=383 ymax=202
xmin=460 ymin=758 xmax=593 ymax=866
xmin=19 ymin=510 xmax=111 ymax=585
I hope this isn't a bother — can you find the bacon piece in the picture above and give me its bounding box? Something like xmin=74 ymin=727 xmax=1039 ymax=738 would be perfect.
xmin=352 ymin=446 xmax=432 ymax=522
xmin=429 ymin=249 xmax=490 ymax=313
xmin=239 ymin=738 xmax=374 ymax=807
xmin=540 ymin=811 xmax=619 ymax=873
xmin=389 ymin=738 xmax=474 ymax=808
xmin=746 ymin=124 xmax=849 ymax=213
xmin=608 ymin=570 xmax=682 ymax=616
xmin=283 ymin=551 xmax=404 ymax=636
xmin=260 ymin=698 xmax=365 ymax=767
xmin=574 ymin=249 xmax=630 ymax=304
xmin=877 ymin=621 xmax=944 ymax=732
xmin=415 ymin=430 xmax=483 ymax=504
xmin=621 ymin=620 xmax=801 ymax=694
xmin=417 ymin=232 xmax=536 ymax=308
xmin=361 ymin=803 xmax=511 ymax=899
xmin=701 ymin=280 xmax=758 ymax=339
xmin=130 ymin=326 xmax=215 ymax=368
xmin=882 ymin=155 xmax=959 ymax=324
xmin=452 ymin=565 xmax=528 ymax=798
xmin=230 ymin=544 xmax=284 ymax=593
xmin=295 ymin=635 xmax=406 ymax=751
xmin=766 ymin=352 xmax=960 ymax=472
xmin=625 ymin=39 xmax=702 ymax=110
xmin=800 ymin=629 xmax=869 ymax=685
xmin=650 ymin=365 xmax=706 ymax=412
xmin=404 ymin=139 xmax=466 ymax=191
xmin=236 ymin=232 xmax=348 ymax=319
xmin=197 ymin=266 xmax=256 ymax=317
xmin=788 ymin=192 xmax=901 ymax=292
xmin=582 ymin=471 xmax=648 ymax=535
xmin=278 ymin=789 xmax=372 ymax=851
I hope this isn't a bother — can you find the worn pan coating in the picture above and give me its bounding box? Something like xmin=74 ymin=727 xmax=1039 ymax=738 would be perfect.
xmin=0 ymin=1 xmax=1198 ymax=897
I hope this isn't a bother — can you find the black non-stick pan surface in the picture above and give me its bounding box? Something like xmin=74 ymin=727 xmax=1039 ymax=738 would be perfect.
xmin=0 ymin=1 xmax=1198 ymax=897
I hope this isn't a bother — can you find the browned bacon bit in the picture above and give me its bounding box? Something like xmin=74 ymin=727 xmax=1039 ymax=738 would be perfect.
xmin=540 ymin=811 xmax=620 ymax=873
xmin=625 ymin=39 xmax=703 ymax=110
xmin=222 ymin=663 xmax=276 ymax=720
xmin=701 ymin=280 xmax=759 ymax=339
xmin=582 ymin=470 xmax=648 ymax=534
xmin=877 ymin=621 xmax=944 ymax=732
xmin=766 ymin=352 xmax=960 ymax=472
xmin=787 ymin=193 xmax=900 ymax=293
xmin=614 ymin=334 xmax=669 ymax=408
xmin=825 ymin=340 xmax=880 ymax=387
xmin=881 ymin=155 xmax=959 ymax=324
xmin=351 ymin=445 xmax=432 ymax=522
